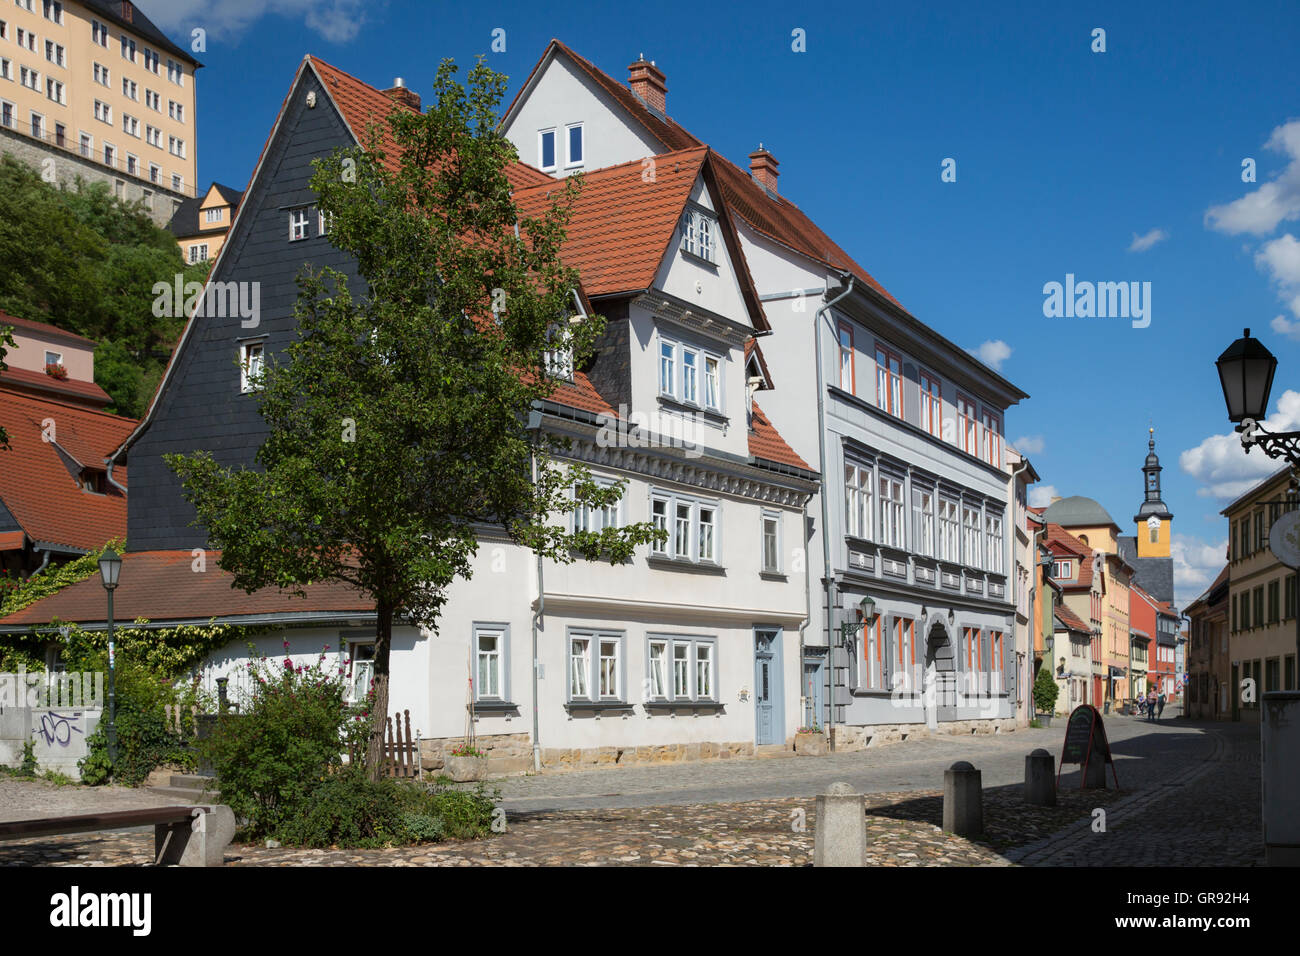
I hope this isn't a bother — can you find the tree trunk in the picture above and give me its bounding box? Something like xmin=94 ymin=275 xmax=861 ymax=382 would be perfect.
xmin=365 ymin=598 xmax=394 ymax=782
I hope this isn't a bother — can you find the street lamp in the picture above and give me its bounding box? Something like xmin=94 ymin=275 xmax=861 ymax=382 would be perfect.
xmin=1216 ymin=329 xmax=1300 ymax=461
xmin=97 ymin=547 xmax=121 ymax=766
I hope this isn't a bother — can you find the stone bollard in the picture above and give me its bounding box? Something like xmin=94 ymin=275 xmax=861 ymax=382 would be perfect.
xmin=814 ymin=781 xmax=867 ymax=866
xmin=1262 ymin=691 xmax=1300 ymax=865
xmin=1024 ymin=749 xmax=1056 ymax=806
xmin=943 ymin=761 xmax=983 ymax=836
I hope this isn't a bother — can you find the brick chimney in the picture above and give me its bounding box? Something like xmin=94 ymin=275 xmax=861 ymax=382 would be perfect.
xmin=628 ymin=56 xmax=667 ymax=114
xmin=749 ymin=146 xmax=779 ymax=194
xmin=383 ymin=77 xmax=421 ymax=112
xmin=121 ymin=1 xmax=134 ymax=22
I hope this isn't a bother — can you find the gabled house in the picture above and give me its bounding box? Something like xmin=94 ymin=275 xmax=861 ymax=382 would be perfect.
xmin=1052 ymin=603 xmax=1093 ymax=715
xmin=1 ymin=55 xmax=817 ymax=771
xmin=502 ymin=40 xmax=1029 ymax=741
xmin=167 ymin=182 xmax=244 ymax=265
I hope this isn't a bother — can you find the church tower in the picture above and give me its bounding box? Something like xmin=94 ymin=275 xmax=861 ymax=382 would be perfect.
xmin=1135 ymin=427 xmax=1173 ymax=557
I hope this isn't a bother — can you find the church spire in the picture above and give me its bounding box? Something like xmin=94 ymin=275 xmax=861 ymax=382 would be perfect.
xmin=1135 ymin=427 xmax=1173 ymax=522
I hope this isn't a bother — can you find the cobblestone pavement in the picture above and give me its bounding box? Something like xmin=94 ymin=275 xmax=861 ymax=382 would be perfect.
xmin=491 ymin=712 xmax=1215 ymax=811
xmin=0 ymin=714 xmax=1258 ymax=867
xmin=0 ymin=785 xmax=1125 ymax=867
xmin=1010 ymin=720 xmax=1264 ymax=866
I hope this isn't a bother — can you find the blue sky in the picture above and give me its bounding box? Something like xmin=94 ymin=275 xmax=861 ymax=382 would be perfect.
xmin=153 ymin=0 xmax=1300 ymax=607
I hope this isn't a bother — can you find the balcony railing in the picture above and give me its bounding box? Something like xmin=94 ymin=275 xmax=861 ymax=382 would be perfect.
xmin=0 ymin=116 xmax=198 ymax=197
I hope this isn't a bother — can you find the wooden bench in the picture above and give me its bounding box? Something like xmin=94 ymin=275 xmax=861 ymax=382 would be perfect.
xmin=0 ymin=805 xmax=236 ymax=866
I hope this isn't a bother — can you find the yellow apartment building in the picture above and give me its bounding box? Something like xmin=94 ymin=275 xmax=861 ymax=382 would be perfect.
xmin=0 ymin=0 xmax=199 ymax=227
xmin=1222 ymin=466 xmax=1300 ymax=723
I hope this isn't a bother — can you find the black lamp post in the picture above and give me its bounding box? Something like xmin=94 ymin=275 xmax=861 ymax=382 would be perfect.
xmin=97 ymin=547 xmax=121 ymax=765
xmin=1216 ymin=328 xmax=1300 ymax=672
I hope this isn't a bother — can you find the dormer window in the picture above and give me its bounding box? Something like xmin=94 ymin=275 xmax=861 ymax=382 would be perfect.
xmin=543 ymin=322 xmax=572 ymax=381
xmin=657 ymin=334 xmax=723 ymax=413
xmin=538 ymin=128 xmax=556 ymax=172
xmin=205 ymin=208 xmax=223 ymax=223
xmin=1053 ymin=560 xmax=1073 ymax=579
xmin=680 ymin=208 xmax=716 ymax=263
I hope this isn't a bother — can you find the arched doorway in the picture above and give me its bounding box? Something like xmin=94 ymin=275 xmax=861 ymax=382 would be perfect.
xmin=925 ymin=623 xmax=958 ymax=726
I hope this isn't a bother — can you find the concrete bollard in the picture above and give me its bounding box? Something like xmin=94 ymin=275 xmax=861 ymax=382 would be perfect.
xmin=1024 ymin=749 xmax=1056 ymax=806
xmin=1262 ymin=691 xmax=1300 ymax=866
xmin=814 ymin=781 xmax=867 ymax=866
xmin=943 ymin=761 xmax=983 ymax=836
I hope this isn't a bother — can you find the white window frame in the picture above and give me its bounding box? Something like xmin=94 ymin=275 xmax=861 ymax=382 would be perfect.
xmin=986 ymin=512 xmax=1004 ymax=575
xmin=205 ymin=207 xmax=222 ymax=224
xmin=44 ymin=349 xmax=62 ymax=367
xmin=647 ymin=634 xmax=717 ymax=703
xmin=102 ymin=143 xmax=115 ymax=168
xmin=657 ymin=333 xmax=723 ymax=411
xmin=145 ymin=89 xmax=159 ymax=111
xmin=473 ymin=623 xmax=509 ymax=702
xmin=912 ymin=485 xmax=935 ymax=558
xmin=0 ymin=100 xmax=11 ymax=130
xmin=658 ymin=339 xmax=677 ymax=398
xmin=288 ymin=207 xmax=309 ymax=241
xmin=122 ymin=77 xmax=137 ymax=101
xmin=844 ymin=460 xmax=873 ymax=541
xmin=938 ymin=496 xmax=960 ymax=563
xmin=679 ymin=207 xmax=717 ymax=263
xmin=345 ymin=641 xmax=375 ymax=703
xmin=142 ymin=48 xmax=159 ymax=75
xmin=44 ymin=76 xmax=63 ymax=104
xmin=879 ymin=472 xmax=905 ymax=550
xmin=42 ymin=0 xmax=61 ymax=25
xmin=537 ymin=127 xmax=556 ymax=172
xmin=77 ymin=130 xmax=91 ymax=157
xmin=838 ymin=322 xmax=854 ymax=393
xmin=91 ymin=18 xmax=109 ymax=48
xmin=188 ymin=243 xmax=208 ymax=264
xmin=93 ymin=62 xmax=109 ymax=87
xmin=564 ymin=122 xmax=583 ymax=168
xmin=919 ymin=368 xmax=942 ymax=438
xmin=240 ymin=340 xmax=265 ymax=393
xmin=15 ymin=27 xmax=35 ymax=52
xmin=122 ymin=113 xmax=139 ymax=138
xmin=963 ymin=502 xmax=983 ymax=570
xmin=93 ymin=99 xmax=111 ymax=124
xmin=761 ymin=510 xmax=782 ymax=573
xmin=567 ymin=629 xmax=624 ymax=703
xmin=29 ymin=109 xmax=42 ymax=139
xmin=0 ymin=59 xmax=10 ymax=82
xmin=120 ymin=34 xmax=136 ymax=63
xmin=572 ymin=474 xmax=620 ymax=535
xmin=649 ymin=489 xmax=721 ymax=565
xmin=19 ymin=65 xmax=39 ymax=91
xmin=43 ymin=40 xmax=64 ymax=68
xmin=543 ymin=320 xmax=573 ymax=381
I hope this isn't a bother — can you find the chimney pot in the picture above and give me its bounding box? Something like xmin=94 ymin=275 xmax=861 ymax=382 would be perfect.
xmin=628 ymin=58 xmax=667 ymax=115
xmin=749 ymin=147 xmax=779 ymax=194
xmin=383 ymin=81 xmax=421 ymax=113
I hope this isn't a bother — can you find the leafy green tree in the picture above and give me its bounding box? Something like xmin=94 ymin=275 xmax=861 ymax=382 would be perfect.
xmin=167 ymin=59 xmax=663 ymax=778
xmin=0 ymin=156 xmax=192 ymax=416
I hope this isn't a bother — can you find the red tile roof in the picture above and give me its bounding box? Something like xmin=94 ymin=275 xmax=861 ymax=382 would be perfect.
xmin=750 ymin=401 xmax=811 ymax=471
xmin=0 ymin=310 xmax=96 ymax=345
xmin=523 ymin=40 xmax=906 ymax=310
xmin=548 ymin=372 xmax=617 ymax=418
xmin=514 ymin=148 xmax=708 ymax=297
xmin=0 ymin=550 xmax=373 ymax=630
xmin=1045 ymin=523 xmax=1097 ymax=590
xmin=0 ymin=366 xmax=111 ymax=406
xmin=1054 ymin=604 xmax=1091 ymax=634
xmin=0 ymin=389 xmax=135 ymax=552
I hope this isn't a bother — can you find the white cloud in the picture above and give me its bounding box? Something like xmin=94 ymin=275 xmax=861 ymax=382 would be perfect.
xmin=1172 ymin=533 xmax=1229 ymax=610
xmin=1028 ymin=484 xmax=1058 ymax=508
xmin=1128 ymin=228 xmax=1168 ymax=252
xmin=1255 ymin=234 xmax=1300 ymax=318
xmin=1012 ymin=435 xmax=1045 ymax=455
xmin=149 ymin=0 xmax=369 ymax=44
xmin=966 ymin=339 xmax=1011 ymax=371
xmin=1179 ymin=388 xmax=1300 ymax=499
xmin=1205 ymin=118 xmax=1300 ymax=236
xmin=1270 ymin=313 xmax=1300 ymax=340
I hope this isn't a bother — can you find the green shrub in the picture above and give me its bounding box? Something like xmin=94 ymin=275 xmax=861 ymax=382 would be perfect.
xmin=1033 ymin=667 xmax=1060 ymax=714
xmin=402 ymin=781 xmax=500 ymax=840
xmin=277 ymin=770 xmax=408 ymax=848
xmin=19 ymin=740 xmax=37 ymax=776
xmin=199 ymin=647 xmax=368 ymax=839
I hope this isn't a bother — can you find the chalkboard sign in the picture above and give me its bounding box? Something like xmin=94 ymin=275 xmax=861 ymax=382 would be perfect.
xmin=1056 ymin=704 xmax=1119 ymax=790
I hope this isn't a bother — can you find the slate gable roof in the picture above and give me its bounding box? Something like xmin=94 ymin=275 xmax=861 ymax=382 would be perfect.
xmin=1117 ymin=535 xmax=1175 ymax=607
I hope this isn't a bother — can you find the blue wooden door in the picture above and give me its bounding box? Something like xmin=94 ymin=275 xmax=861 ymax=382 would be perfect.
xmin=754 ymin=629 xmax=783 ymax=745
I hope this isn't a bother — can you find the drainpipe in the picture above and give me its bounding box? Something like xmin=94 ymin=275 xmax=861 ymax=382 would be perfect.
xmin=1009 ymin=459 xmax=1031 ymax=722
xmin=105 ymin=460 xmax=128 ymax=496
xmin=530 ymin=444 xmax=544 ymax=773
xmin=814 ymin=272 xmax=855 ymax=746
xmin=30 ymin=549 xmax=52 ymax=577
xmin=797 ymin=489 xmax=814 ymax=727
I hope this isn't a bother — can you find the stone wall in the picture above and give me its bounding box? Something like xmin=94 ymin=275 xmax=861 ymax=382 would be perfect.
xmin=831 ymin=718 xmax=1019 ymax=752
xmin=418 ymin=733 xmax=768 ymax=776
xmin=1 ymin=127 xmax=185 ymax=229
xmin=0 ymin=707 xmax=101 ymax=779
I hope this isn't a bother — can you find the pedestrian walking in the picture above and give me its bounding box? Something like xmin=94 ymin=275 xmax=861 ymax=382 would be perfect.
xmin=1147 ymin=689 xmax=1157 ymax=722
xmin=1158 ymin=691 xmax=1166 ymax=719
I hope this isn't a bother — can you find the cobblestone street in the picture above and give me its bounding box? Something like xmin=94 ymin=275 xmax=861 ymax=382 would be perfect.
xmin=0 ymin=715 xmax=1264 ymax=867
